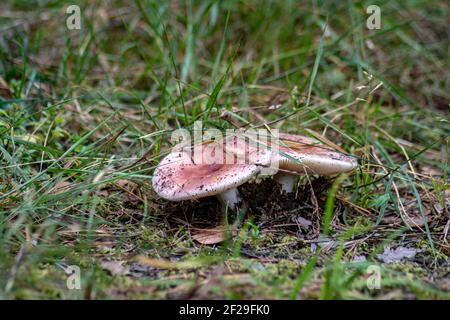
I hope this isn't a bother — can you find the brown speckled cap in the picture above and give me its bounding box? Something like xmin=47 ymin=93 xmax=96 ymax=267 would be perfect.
xmin=152 ymin=135 xmax=271 ymax=201
xmin=272 ymin=133 xmax=357 ymax=175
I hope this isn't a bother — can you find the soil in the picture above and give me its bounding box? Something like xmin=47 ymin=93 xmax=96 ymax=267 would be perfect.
xmin=157 ymin=176 xmax=335 ymax=238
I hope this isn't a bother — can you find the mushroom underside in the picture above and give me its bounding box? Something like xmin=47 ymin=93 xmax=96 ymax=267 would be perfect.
xmin=272 ymin=150 xmax=357 ymax=193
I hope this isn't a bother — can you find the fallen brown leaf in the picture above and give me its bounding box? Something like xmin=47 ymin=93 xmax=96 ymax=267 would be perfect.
xmin=115 ymin=179 xmax=138 ymax=189
xmin=192 ymin=226 xmax=227 ymax=245
xmin=48 ymin=181 xmax=75 ymax=194
xmin=100 ymin=260 xmax=130 ymax=275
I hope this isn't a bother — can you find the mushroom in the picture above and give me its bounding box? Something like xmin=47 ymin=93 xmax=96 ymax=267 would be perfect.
xmin=152 ymin=135 xmax=271 ymax=209
xmin=269 ymin=133 xmax=357 ymax=192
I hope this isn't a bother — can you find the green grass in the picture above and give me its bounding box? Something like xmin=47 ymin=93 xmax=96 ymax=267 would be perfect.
xmin=0 ymin=0 xmax=449 ymax=299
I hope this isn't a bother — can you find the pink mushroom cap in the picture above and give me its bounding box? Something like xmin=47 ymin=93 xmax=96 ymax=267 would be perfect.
xmin=152 ymin=135 xmax=271 ymax=201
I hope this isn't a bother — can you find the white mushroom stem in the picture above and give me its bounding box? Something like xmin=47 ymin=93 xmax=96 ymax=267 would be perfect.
xmin=216 ymin=188 xmax=241 ymax=210
xmin=274 ymin=172 xmax=297 ymax=193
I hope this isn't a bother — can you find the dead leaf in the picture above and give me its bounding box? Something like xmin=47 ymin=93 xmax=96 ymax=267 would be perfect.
xmin=382 ymin=210 xmax=431 ymax=228
xmin=404 ymin=214 xmax=428 ymax=227
xmin=100 ymin=260 xmax=130 ymax=275
xmin=115 ymin=179 xmax=137 ymax=189
xmin=421 ymin=165 xmax=444 ymax=176
xmin=0 ymin=75 xmax=10 ymax=89
xmin=192 ymin=226 xmax=228 ymax=245
xmin=98 ymin=190 xmax=109 ymax=197
xmin=377 ymin=246 xmax=418 ymax=263
xmin=0 ymin=75 xmax=12 ymax=98
xmin=112 ymin=179 xmax=142 ymax=202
